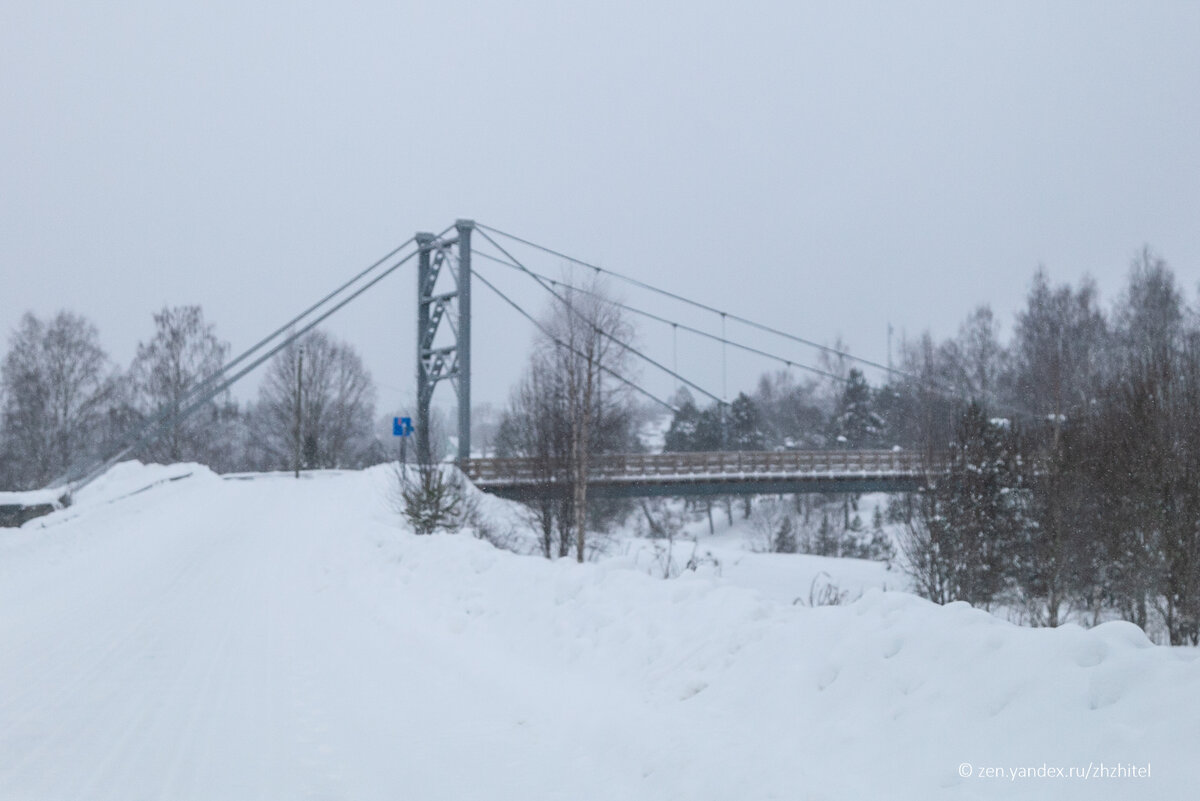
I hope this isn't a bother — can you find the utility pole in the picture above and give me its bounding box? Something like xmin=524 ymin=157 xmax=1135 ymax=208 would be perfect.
xmin=887 ymin=323 xmax=893 ymax=373
xmin=294 ymin=345 xmax=304 ymax=478
xmin=720 ymin=312 xmax=728 ymax=450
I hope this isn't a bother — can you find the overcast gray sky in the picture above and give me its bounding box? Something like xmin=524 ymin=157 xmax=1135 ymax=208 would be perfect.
xmin=3 ymin=1 xmax=1198 ymax=413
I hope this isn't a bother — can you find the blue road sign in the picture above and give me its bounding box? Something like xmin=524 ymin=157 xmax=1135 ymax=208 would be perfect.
xmin=393 ymin=417 xmax=413 ymax=437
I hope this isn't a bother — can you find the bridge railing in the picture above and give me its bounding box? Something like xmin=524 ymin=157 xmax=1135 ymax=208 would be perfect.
xmin=462 ymin=449 xmax=948 ymax=485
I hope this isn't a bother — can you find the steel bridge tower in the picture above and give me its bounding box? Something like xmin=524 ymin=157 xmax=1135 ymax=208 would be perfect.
xmin=415 ymin=220 xmax=473 ymax=465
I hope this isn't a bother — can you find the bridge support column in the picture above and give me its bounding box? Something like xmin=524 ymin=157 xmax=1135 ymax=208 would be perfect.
xmin=415 ymin=232 xmax=436 ymax=466
xmin=456 ymin=219 xmax=473 ymax=462
xmin=414 ymin=222 xmax=473 ymax=466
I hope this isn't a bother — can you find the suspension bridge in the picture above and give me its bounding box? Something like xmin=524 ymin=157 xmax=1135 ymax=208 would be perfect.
xmin=464 ymin=449 xmax=944 ymax=500
xmin=2 ymin=219 xmax=949 ymax=524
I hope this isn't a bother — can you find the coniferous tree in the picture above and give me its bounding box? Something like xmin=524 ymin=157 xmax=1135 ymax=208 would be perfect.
xmin=814 ymin=513 xmax=837 ymax=557
xmin=396 ymin=462 xmax=469 ymax=536
xmin=940 ymin=403 xmax=1024 ymax=607
xmin=663 ymin=392 xmax=702 ymax=453
xmin=774 ymin=515 xmax=797 ymax=554
xmin=830 ymin=368 xmax=883 ymax=448
xmin=902 ymin=402 xmax=1023 ymax=608
xmin=727 ymin=392 xmax=765 ymax=451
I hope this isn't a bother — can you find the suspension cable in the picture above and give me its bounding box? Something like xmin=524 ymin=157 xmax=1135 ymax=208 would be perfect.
xmin=471 ymin=247 xmax=849 ymax=385
xmin=69 ymin=245 xmax=426 ymax=492
xmin=71 ymin=229 xmax=450 ymax=489
xmin=476 ymin=222 xmax=914 ymax=381
xmin=470 ymin=242 xmax=1046 ymax=421
xmin=472 ymin=228 xmax=727 ymax=406
xmin=470 ymin=269 xmax=677 ymax=413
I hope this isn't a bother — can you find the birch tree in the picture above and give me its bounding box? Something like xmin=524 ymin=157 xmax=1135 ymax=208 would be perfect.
xmin=1 ymin=311 xmax=114 ymax=488
xmin=498 ymin=277 xmax=635 ymax=561
xmin=547 ymin=280 xmax=633 ymax=561
xmin=129 ymin=305 xmax=231 ymax=465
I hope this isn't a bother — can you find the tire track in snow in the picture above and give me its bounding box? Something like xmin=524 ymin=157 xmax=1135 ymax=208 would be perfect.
xmin=0 ymin=524 xmax=243 ymax=796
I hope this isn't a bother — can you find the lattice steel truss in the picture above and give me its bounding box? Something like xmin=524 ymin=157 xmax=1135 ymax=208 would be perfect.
xmin=415 ymin=220 xmax=473 ymax=464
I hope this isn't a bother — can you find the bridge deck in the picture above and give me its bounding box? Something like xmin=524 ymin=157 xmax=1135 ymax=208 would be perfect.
xmin=462 ymin=450 xmax=945 ymax=499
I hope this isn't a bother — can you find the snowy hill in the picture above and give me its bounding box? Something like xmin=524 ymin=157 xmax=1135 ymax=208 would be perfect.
xmin=1 ymin=463 xmax=1196 ymax=800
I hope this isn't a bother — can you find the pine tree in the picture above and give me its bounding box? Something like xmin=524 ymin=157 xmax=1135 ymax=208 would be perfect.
xmin=831 ymin=368 xmax=884 ymax=448
xmin=774 ymin=515 xmax=797 ymax=554
xmin=396 ymin=462 xmax=468 ymax=536
xmin=728 ymin=392 xmax=765 ymax=450
xmin=935 ymin=402 xmax=1024 ymax=607
xmin=814 ymin=513 xmax=837 ymax=556
xmin=864 ymin=504 xmax=895 ymax=563
xmin=664 ymin=396 xmax=702 ymax=452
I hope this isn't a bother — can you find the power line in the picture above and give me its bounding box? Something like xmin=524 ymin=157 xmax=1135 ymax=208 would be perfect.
xmin=469 ymin=268 xmax=677 ymax=413
xmin=476 ymin=222 xmax=914 ymax=382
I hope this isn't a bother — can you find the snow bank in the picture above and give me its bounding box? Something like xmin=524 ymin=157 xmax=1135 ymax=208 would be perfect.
xmin=71 ymin=460 xmax=212 ymax=508
xmin=0 ymin=488 xmax=66 ymax=507
xmin=363 ymin=518 xmax=1199 ymax=798
xmin=0 ymin=463 xmax=1195 ymax=799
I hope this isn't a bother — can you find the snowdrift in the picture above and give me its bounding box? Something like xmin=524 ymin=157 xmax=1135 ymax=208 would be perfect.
xmin=0 ymin=463 xmax=1196 ymax=800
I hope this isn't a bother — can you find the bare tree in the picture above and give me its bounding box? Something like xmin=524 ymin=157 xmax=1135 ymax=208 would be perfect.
xmin=1 ymin=311 xmax=115 ymax=488
xmin=1092 ymin=250 xmax=1200 ymax=642
xmin=496 ymin=277 xmax=636 ymax=561
xmin=495 ymin=348 xmax=571 ymax=557
xmin=129 ymin=305 xmax=231 ymax=465
xmin=541 ymin=278 xmax=634 ymax=562
xmin=251 ymin=330 xmax=378 ymax=470
xmin=0 ymin=384 xmax=11 ymax=490
xmin=1003 ymin=273 xmax=1109 ymax=626
xmin=940 ymin=305 xmax=1007 ymax=406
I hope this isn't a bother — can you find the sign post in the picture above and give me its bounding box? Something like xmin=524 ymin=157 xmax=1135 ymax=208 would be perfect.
xmin=393 ymin=416 xmax=413 ymax=465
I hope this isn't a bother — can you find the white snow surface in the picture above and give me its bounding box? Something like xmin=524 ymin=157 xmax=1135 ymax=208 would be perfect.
xmin=0 ymin=488 xmax=66 ymax=508
xmin=1 ymin=463 xmax=1197 ymax=800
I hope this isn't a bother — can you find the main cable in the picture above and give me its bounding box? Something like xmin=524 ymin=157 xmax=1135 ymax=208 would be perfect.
xmin=476 ymin=222 xmax=913 ymax=381
xmin=471 ymin=247 xmax=849 ymax=385
xmin=473 ymin=228 xmax=727 ymax=407
xmin=471 ymin=242 xmax=1045 ymax=421
xmin=470 ymin=268 xmax=677 ymax=413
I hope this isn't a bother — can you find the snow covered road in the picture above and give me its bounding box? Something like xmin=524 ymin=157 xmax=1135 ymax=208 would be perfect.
xmin=1 ymin=464 xmax=1198 ymax=799
xmin=0 ymin=470 xmax=653 ymax=799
